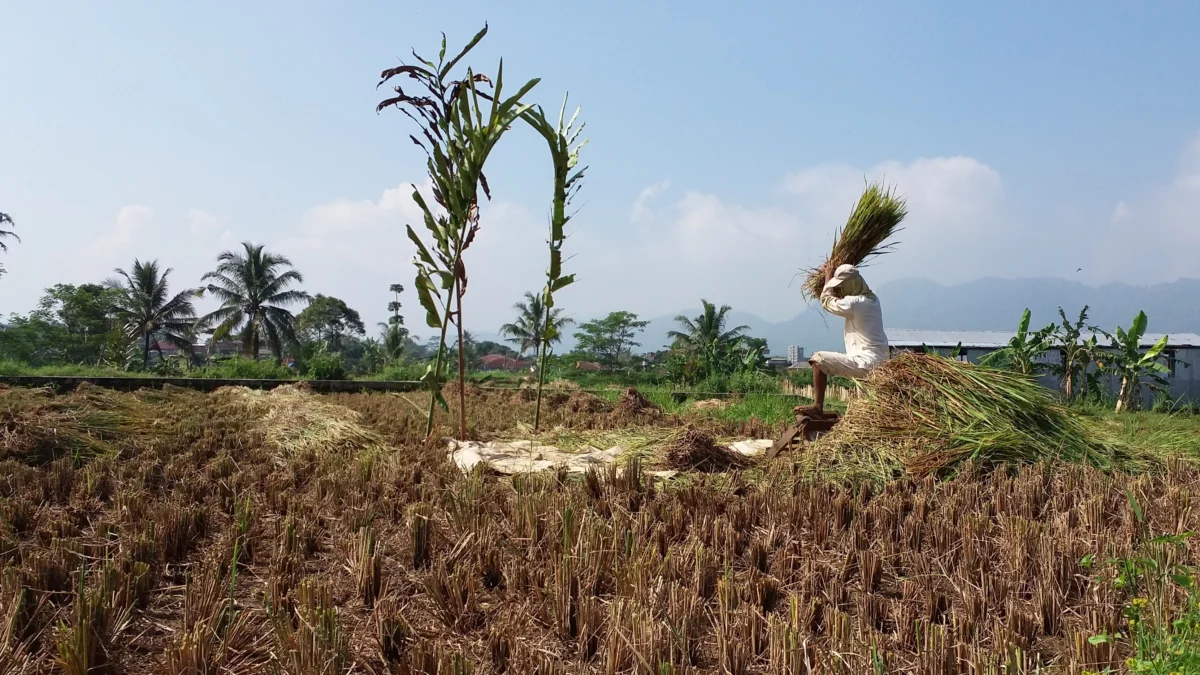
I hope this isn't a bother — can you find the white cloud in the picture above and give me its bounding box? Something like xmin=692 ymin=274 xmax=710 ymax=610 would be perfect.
xmin=277 ymin=182 xmax=547 ymax=336
xmin=283 ymin=182 xmax=428 ymax=259
xmin=1111 ymin=201 xmax=1130 ymax=223
xmin=609 ymin=155 xmax=1011 ymax=320
xmin=784 ymin=156 xmax=1005 ymax=245
xmin=666 ymin=192 xmax=802 ymax=264
xmin=188 ymin=209 xmax=226 ymax=235
xmin=1093 ymin=132 xmax=1200 ymax=281
xmin=630 ymin=180 xmax=670 ymax=223
xmin=93 ymin=205 xmax=152 ymax=258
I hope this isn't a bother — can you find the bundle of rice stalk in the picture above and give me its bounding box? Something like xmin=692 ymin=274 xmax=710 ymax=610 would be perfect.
xmin=564 ymin=391 xmax=610 ymax=415
xmin=0 ymin=385 xmax=139 ymax=464
xmin=818 ymin=353 xmax=1128 ymax=478
xmin=610 ymin=387 xmax=661 ymax=420
xmin=665 ymin=427 xmax=752 ymax=472
xmin=802 ymin=182 xmax=907 ymax=300
xmin=222 ymin=385 xmax=388 ymax=456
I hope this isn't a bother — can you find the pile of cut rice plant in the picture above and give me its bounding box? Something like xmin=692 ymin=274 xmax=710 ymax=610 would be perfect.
xmin=665 ymin=427 xmax=752 ymax=472
xmin=815 ymin=353 xmax=1130 ymax=478
xmin=563 ymin=391 xmax=611 ymax=415
xmin=610 ymin=387 xmax=662 ymax=420
xmin=220 ymin=384 xmax=388 ymax=456
xmin=802 ymin=182 xmax=907 ymax=300
xmin=0 ymin=384 xmax=142 ymax=464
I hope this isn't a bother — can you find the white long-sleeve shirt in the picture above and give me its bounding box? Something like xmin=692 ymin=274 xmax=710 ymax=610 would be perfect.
xmin=820 ymin=290 xmax=889 ymax=365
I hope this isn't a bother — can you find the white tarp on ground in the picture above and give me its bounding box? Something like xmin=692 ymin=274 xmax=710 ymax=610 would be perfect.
xmin=447 ymin=438 xmax=775 ymax=477
xmin=449 ymin=440 xmax=623 ymax=474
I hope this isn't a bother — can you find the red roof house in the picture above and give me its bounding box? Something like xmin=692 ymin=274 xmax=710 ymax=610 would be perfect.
xmin=479 ymin=354 xmax=531 ymax=371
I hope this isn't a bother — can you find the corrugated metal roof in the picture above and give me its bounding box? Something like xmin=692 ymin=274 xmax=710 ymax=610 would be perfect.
xmin=886 ymin=329 xmax=1200 ymax=349
xmin=1078 ymin=332 xmax=1200 ymax=348
xmin=886 ymin=330 xmax=1014 ymax=348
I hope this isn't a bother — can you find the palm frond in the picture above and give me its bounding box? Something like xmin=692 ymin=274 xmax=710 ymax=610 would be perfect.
xmin=263 ymin=289 xmax=311 ymax=307
xmin=260 ymin=270 xmax=306 ymax=299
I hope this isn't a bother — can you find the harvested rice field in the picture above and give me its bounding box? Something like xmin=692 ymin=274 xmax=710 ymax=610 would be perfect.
xmin=2 ymin=381 xmax=1199 ymax=674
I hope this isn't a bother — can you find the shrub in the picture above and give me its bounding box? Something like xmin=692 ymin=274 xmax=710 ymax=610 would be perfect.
xmin=375 ymin=362 xmax=426 ymax=381
xmin=303 ymin=352 xmax=347 ymax=381
xmin=695 ymin=374 xmax=730 ymax=394
xmin=1150 ymin=391 xmax=1185 ymax=414
xmin=0 ymin=360 xmax=134 ymax=378
xmin=729 ymin=371 xmax=782 ymax=394
xmin=199 ymin=357 xmax=295 ymax=380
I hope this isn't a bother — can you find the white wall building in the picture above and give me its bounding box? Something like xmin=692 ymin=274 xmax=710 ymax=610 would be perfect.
xmin=786 ymin=345 xmax=804 ymax=365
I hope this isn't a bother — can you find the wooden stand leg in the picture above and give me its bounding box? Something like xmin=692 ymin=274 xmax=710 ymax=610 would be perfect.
xmin=765 ymin=424 xmax=802 ymax=461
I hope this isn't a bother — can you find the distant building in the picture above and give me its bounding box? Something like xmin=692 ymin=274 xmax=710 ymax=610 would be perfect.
xmin=886 ymin=329 xmax=1200 ymax=405
xmin=144 ymin=338 xmax=190 ymax=366
xmin=765 ymin=356 xmax=790 ymax=370
xmin=141 ymin=335 xmax=295 ymax=367
xmin=786 ymin=345 xmax=804 ymax=365
xmin=479 ymin=354 xmax=531 ymax=372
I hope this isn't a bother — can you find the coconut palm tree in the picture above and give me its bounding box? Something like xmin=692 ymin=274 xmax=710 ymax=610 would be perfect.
xmin=199 ymin=242 xmax=310 ymax=361
xmin=106 ymin=259 xmax=202 ymax=369
xmin=0 ymin=212 xmax=17 ymax=278
xmin=667 ymin=300 xmax=750 ymax=378
xmin=499 ymin=291 xmax=574 ymax=357
xmin=378 ymin=321 xmax=408 ymax=363
xmin=0 ymin=213 xmax=15 ymax=250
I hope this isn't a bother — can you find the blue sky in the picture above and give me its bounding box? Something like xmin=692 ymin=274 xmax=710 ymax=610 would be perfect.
xmin=2 ymin=1 xmax=1199 ymax=336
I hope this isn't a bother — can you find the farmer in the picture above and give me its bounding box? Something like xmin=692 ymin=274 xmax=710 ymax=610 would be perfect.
xmin=795 ymin=264 xmax=889 ymax=419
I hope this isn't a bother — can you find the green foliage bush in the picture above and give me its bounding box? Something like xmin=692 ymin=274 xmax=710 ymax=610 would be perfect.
xmin=1093 ymin=526 xmax=1200 ymax=673
xmin=729 ymin=371 xmax=782 ymax=394
xmin=301 ymin=351 xmax=347 ymax=381
xmin=0 ymin=360 xmax=135 ymax=378
xmin=690 ymin=372 xmax=782 ymax=394
xmin=786 ymin=369 xmax=814 ymax=387
xmin=693 ymin=373 xmax=730 ymax=394
xmin=786 ymin=368 xmax=852 ymax=390
xmin=199 ymin=357 xmax=296 ymax=380
xmin=373 ymin=362 xmax=427 ymax=381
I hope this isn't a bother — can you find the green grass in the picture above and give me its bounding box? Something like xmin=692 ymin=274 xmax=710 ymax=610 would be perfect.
xmin=1093 ymin=529 xmax=1200 ymax=674
xmin=577 ymin=386 xmax=847 ymax=426
xmin=0 ymin=360 xmax=137 ymax=377
xmin=1081 ymin=408 xmax=1200 ymax=460
xmin=0 ymin=358 xmax=299 ymax=381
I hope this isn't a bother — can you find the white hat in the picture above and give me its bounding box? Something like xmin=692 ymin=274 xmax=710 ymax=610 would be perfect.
xmin=824 ymin=264 xmax=870 ymax=296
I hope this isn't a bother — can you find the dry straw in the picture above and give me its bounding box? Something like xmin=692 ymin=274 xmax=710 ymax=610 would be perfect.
xmin=0 ymin=381 xmax=1196 ymax=671
xmin=803 ymin=181 xmax=907 ymax=300
xmin=665 ymin=427 xmax=752 ymax=472
xmin=815 ymin=352 xmax=1132 ymax=479
xmin=221 ymin=385 xmax=388 ymax=457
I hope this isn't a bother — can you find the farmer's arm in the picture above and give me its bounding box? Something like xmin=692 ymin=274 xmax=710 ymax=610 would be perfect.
xmin=820 ymin=291 xmax=857 ymax=317
xmin=820 ymin=265 xmax=855 ymax=315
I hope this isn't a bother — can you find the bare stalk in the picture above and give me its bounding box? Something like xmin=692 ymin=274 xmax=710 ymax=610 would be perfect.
xmin=522 ymin=95 xmax=587 ymax=432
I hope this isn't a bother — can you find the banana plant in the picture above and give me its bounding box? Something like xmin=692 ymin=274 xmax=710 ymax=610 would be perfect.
xmin=1046 ymin=305 xmax=1094 ymax=401
xmin=1097 ymin=310 xmax=1170 ymax=412
xmin=979 ymin=308 xmax=1055 ymax=375
xmin=1077 ymin=333 xmax=1103 ymax=401
xmin=922 ymin=342 xmax=963 ymax=359
xmin=378 ymin=25 xmax=540 ymax=438
xmin=521 ymin=95 xmax=587 ymax=431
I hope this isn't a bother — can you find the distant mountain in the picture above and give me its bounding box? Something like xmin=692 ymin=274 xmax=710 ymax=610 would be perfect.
xmin=470 ymin=277 xmax=1200 ymax=358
